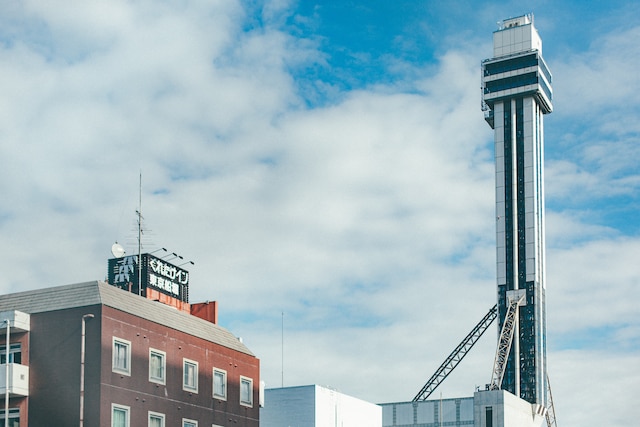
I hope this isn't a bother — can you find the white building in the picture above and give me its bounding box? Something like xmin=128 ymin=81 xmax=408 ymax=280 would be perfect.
xmin=380 ymin=390 xmax=545 ymax=427
xmin=380 ymin=397 xmax=474 ymax=426
xmin=473 ymin=390 xmax=546 ymax=427
xmin=261 ymin=385 xmax=382 ymax=427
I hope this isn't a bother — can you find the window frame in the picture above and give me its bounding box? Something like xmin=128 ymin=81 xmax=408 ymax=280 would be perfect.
xmin=182 ymin=358 xmax=199 ymax=393
xmin=0 ymin=343 xmax=22 ymax=364
xmin=239 ymin=376 xmax=253 ymax=407
xmin=112 ymin=337 xmax=131 ymax=376
xmin=182 ymin=418 xmax=198 ymax=427
xmin=0 ymin=408 xmax=20 ymax=427
xmin=149 ymin=348 xmax=166 ymax=385
xmin=148 ymin=411 xmax=165 ymax=427
xmin=212 ymin=368 xmax=227 ymax=400
xmin=111 ymin=403 xmax=130 ymax=427
xmin=485 ymin=406 xmax=493 ymax=427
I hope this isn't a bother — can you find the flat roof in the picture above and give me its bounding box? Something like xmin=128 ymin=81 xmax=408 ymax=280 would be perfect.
xmin=0 ymin=281 xmax=255 ymax=356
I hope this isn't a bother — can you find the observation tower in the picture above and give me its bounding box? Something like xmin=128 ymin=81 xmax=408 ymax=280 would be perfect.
xmin=481 ymin=14 xmax=553 ymax=406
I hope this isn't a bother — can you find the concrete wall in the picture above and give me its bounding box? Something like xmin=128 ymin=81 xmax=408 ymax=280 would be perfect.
xmin=380 ymin=397 xmax=474 ymax=427
xmin=261 ymin=385 xmax=381 ymax=427
xmin=474 ymin=390 xmax=546 ymax=427
xmin=261 ymin=386 xmax=316 ymax=427
xmin=315 ymin=385 xmax=381 ymax=427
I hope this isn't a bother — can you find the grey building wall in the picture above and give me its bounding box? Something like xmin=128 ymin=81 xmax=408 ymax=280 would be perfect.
xmin=380 ymin=397 xmax=474 ymax=427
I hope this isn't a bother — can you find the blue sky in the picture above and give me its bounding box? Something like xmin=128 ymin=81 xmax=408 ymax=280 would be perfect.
xmin=0 ymin=1 xmax=638 ymax=426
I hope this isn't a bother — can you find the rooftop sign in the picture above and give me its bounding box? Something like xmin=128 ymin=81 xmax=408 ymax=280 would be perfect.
xmin=107 ymin=253 xmax=190 ymax=302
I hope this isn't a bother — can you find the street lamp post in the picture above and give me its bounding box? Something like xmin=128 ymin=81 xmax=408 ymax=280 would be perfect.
xmin=80 ymin=314 xmax=94 ymax=427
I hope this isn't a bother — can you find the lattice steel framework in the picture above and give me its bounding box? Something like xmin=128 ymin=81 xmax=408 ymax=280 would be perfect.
xmin=413 ymin=305 xmax=498 ymax=402
xmin=489 ymin=292 xmax=524 ymax=390
xmin=545 ymin=373 xmax=558 ymax=427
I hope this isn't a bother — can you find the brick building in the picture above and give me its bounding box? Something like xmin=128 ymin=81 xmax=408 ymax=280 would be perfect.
xmin=0 ymin=281 xmax=260 ymax=427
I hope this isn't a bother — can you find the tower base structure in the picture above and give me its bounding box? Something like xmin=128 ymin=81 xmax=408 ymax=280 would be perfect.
xmin=474 ymin=389 xmax=546 ymax=427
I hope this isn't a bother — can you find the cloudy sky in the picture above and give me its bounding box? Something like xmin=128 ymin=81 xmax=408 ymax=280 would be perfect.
xmin=1 ymin=0 xmax=638 ymax=425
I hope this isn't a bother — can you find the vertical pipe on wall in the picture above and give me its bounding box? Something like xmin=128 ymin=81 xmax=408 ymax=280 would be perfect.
xmin=80 ymin=314 xmax=94 ymax=427
xmin=4 ymin=318 xmax=9 ymax=426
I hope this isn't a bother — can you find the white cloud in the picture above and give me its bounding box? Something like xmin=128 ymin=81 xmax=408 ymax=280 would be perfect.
xmin=543 ymin=24 xmax=640 ymax=233
xmin=550 ymin=350 xmax=640 ymax=427
xmin=547 ymin=237 xmax=640 ymax=336
xmin=545 ymin=211 xmax=618 ymax=247
xmin=553 ymin=25 xmax=640 ymax=117
xmin=545 ymin=159 xmax=636 ymax=201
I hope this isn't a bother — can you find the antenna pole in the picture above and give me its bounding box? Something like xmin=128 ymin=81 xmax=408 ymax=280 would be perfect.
xmin=439 ymin=392 xmax=443 ymax=427
xmin=137 ymin=172 xmax=142 ymax=296
xmin=281 ymin=311 xmax=284 ymax=388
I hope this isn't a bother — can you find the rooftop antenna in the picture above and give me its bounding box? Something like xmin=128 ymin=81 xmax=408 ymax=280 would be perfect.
xmin=162 ymin=252 xmax=179 ymax=261
xmin=136 ymin=171 xmax=142 ymax=296
xmin=281 ymin=311 xmax=284 ymax=388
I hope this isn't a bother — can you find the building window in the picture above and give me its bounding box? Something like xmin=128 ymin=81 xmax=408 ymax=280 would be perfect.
xmin=112 ymin=404 xmax=130 ymax=427
xmin=182 ymin=419 xmax=197 ymax=427
xmin=148 ymin=411 xmax=165 ymax=427
xmin=485 ymin=406 xmax=493 ymax=427
xmin=149 ymin=349 xmax=166 ymax=384
xmin=240 ymin=376 xmax=253 ymax=407
xmin=0 ymin=343 xmax=21 ymax=364
xmin=112 ymin=338 xmax=131 ymax=375
xmin=183 ymin=359 xmax=198 ymax=392
xmin=0 ymin=408 xmax=20 ymax=427
xmin=213 ymin=368 xmax=227 ymax=400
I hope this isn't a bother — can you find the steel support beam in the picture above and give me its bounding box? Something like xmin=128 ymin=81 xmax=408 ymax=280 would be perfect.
xmin=413 ymin=305 xmax=498 ymax=402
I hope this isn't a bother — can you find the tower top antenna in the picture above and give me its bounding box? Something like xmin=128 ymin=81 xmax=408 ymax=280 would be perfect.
xmin=137 ymin=171 xmax=142 ymax=295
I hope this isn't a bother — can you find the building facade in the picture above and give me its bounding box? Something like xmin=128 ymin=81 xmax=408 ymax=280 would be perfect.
xmin=473 ymin=390 xmax=546 ymax=427
xmin=481 ymin=14 xmax=553 ymax=405
xmin=380 ymin=397 xmax=474 ymax=427
xmin=0 ymin=281 xmax=260 ymax=427
xmin=381 ymin=392 xmax=547 ymax=427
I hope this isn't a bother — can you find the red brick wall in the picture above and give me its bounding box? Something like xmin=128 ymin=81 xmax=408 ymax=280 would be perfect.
xmin=100 ymin=305 xmax=260 ymax=426
xmin=27 ymin=303 xmax=259 ymax=427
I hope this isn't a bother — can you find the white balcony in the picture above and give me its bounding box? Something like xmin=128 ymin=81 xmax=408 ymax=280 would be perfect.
xmin=0 ymin=311 xmax=30 ymax=333
xmin=0 ymin=363 xmax=29 ymax=397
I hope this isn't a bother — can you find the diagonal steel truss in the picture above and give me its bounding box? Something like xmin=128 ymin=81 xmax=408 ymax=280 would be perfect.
xmin=413 ymin=305 xmax=498 ymax=402
xmin=489 ymin=292 xmax=524 ymax=390
xmin=412 ymin=299 xmax=559 ymax=427
xmin=545 ymin=373 xmax=558 ymax=427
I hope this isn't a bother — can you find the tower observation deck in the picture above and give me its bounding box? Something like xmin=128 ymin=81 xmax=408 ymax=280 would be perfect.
xmin=481 ymin=14 xmax=553 ymax=406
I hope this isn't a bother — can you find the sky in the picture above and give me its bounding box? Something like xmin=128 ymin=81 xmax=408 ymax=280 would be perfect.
xmin=0 ymin=0 xmax=639 ymax=425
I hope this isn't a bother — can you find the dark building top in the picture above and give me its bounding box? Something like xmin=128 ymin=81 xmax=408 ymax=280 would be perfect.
xmin=0 ymin=280 xmax=254 ymax=356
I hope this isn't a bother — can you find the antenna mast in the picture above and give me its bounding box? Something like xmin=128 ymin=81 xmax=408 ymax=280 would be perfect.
xmin=280 ymin=310 xmax=284 ymax=388
xmin=137 ymin=171 xmax=142 ymax=296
